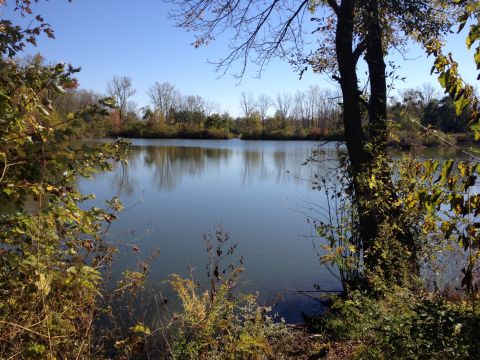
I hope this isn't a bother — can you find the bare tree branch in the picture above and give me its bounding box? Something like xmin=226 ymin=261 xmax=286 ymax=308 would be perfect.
xmin=171 ymin=0 xmax=313 ymax=79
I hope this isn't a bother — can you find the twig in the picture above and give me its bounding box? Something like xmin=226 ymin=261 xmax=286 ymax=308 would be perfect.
xmin=407 ymin=116 xmax=480 ymax=162
xmin=75 ymin=317 xmax=94 ymax=360
xmin=0 ymin=321 xmax=48 ymax=338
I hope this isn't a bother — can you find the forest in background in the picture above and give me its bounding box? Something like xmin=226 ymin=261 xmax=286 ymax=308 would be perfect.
xmin=44 ymin=59 xmax=475 ymax=145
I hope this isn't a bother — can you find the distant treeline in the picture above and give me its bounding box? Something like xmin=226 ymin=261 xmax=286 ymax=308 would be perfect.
xmin=54 ymin=77 xmax=472 ymax=143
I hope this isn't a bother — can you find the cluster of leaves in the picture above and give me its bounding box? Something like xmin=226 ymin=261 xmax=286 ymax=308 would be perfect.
xmin=316 ymin=288 xmax=480 ymax=359
xmin=315 ymin=149 xmax=480 ymax=294
xmin=403 ymin=157 xmax=480 ymax=296
xmin=83 ymin=227 xmax=296 ymax=360
xmin=308 ymin=147 xmax=363 ymax=289
xmin=314 ymin=150 xmax=429 ymax=290
xmin=101 ymin=255 xmax=165 ymax=359
xmin=0 ymin=5 xmax=130 ymax=356
xmin=428 ymin=0 xmax=480 ymax=137
xmin=170 ymin=276 xmax=281 ymax=359
xmin=0 ymin=0 xmax=60 ymax=57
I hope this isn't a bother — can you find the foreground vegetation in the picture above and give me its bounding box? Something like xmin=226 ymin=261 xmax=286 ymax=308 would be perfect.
xmin=315 ymin=288 xmax=480 ymax=359
xmin=2 ymin=0 xmax=480 ymax=359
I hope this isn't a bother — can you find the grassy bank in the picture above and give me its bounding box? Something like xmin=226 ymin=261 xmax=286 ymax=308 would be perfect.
xmin=240 ymin=128 xmax=344 ymax=141
xmin=387 ymin=129 xmax=479 ymax=149
xmin=114 ymin=123 xmax=345 ymax=141
xmin=116 ymin=124 xmax=233 ymax=139
xmin=115 ymin=124 xmax=477 ymax=148
xmin=308 ymin=288 xmax=480 ymax=359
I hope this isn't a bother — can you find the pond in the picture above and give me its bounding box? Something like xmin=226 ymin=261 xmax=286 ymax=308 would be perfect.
xmin=79 ymin=139 xmax=342 ymax=322
xmin=78 ymin=139 xmax=472 ymax=323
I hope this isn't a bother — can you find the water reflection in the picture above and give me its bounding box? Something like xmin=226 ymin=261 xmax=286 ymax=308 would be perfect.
xmin=48 ymin=140 xmax=480 ymax=322
xmin=78 ymin=139 xmax=346 ymax=323
xmin=111 ymin=141 xmax=341 ymax=194
xmin=143 ymin=146 xmax=231 ymax=191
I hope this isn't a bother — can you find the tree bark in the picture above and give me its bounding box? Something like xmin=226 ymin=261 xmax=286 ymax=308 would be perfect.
xmin=335 ymin=1 xmax=367 ymax=176
xmin=335 ymin=1 xmax=384 ymax=282
xmin=365 ymin=0 xmax=387 ymax=144
xmin=364 ymin=0 xmax=419 ymax=276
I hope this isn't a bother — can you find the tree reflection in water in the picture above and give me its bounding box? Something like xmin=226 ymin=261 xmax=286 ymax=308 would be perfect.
xmin=110 ymin=141 xmax=341 ymax=194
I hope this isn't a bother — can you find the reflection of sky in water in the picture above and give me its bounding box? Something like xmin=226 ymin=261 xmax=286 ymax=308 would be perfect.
xmin=111 ymin=139 xmax=343 ymax=194
xmin=78 ymin=139 xmax=475 ymax=322
xmin=80 ymin=139 xmax=341 ymax=322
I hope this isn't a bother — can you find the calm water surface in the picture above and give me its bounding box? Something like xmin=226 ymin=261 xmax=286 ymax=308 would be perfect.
xmin=78 ymin=139 xmax=473 ymax=322
xmin=80 ymin=139 xmax=342 ymax=322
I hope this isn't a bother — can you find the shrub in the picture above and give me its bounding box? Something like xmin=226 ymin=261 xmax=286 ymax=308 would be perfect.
xmin=317 ymin=288 xmax=480 ymax=359
xmin=169 ymin=229 xmax=293 ymax=360
xmin=0 ymin=57 xmax=128 ymax=358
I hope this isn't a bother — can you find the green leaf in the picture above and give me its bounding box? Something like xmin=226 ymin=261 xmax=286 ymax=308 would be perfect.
xmin=438 ymin=72 xmax=447 ymax=88
xmin=475 ymin=48 xmax=480 ymax=70
xmin=3 ymin=188 xmax=14 ymax=196
xmin=53 ymin=82 xmax=66 ymax=94
xmin=436 ymin=160 xmax=455 ymax=184
xmin=467 ymin=24 xmax=480 ymax=50
xmin=425 ymin=201 xmax=435 ymax=212
xmin=423 ymin=160 xmax=439 ymax=179
xmin=454 ymin=96 xmax=471 ymax=116
xmin=25 ymin=343 xmax=46 ymax=356
xmin=470 ymin=123 xmax=480 ymax=140
xmin=38 ymin=104 xmax=49 ymax=116
xmin=130 ymin=323 xmax=151 ymax=335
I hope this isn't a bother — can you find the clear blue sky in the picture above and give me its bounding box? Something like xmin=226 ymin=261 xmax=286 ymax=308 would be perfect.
xmin=2 ymin=0 xmax=478 ymax=116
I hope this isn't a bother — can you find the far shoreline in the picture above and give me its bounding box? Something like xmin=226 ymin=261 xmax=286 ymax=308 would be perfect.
xmin=108 ymin=132 xmax=478 ymax=149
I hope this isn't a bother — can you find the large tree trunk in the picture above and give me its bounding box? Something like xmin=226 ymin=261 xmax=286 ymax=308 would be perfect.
xmin=336 ymin=1 xmax=384 ymax=282
xmin=364 ymin=0 xmax=418 ymax=276
xmin=335 ymin=1 xmax=366 ymax=176
xmin=335 ymin=0 xmax=419 ymax=286
xmin=365 ymin=0 xmax=387 ymax=144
